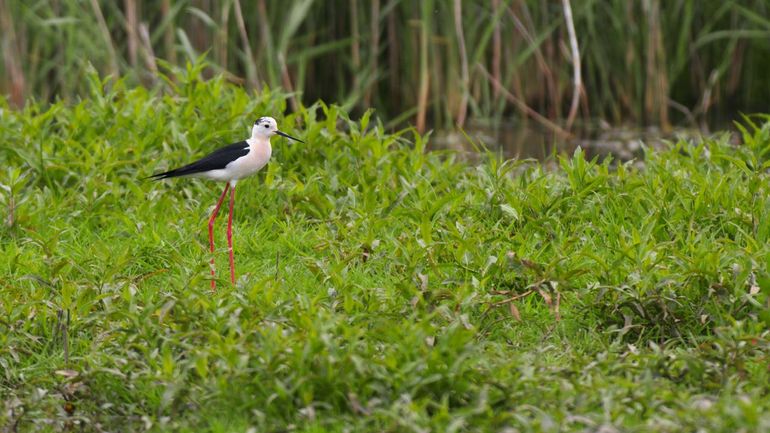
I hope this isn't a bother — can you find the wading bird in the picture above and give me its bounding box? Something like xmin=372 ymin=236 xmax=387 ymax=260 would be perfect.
xmin=150 ymin=117 xmax=303 ymax=291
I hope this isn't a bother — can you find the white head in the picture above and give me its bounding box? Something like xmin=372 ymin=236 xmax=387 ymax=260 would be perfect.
xmin=251 ymin=116 xmax=303 ymax=143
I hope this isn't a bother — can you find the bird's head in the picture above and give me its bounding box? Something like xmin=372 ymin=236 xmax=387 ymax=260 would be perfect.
xmin=252 ymin=117 xmax=304 ymax=143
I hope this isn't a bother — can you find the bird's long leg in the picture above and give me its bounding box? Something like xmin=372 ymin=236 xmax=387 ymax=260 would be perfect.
xmin=209 ymin=183 xmax=230 ymax=291
xmin=227 ymin=182 xmax=236 ymax=284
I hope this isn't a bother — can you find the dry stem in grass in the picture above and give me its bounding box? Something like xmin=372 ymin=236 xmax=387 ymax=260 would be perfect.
xmin=491 ymin=278 xmax=562 ymax=323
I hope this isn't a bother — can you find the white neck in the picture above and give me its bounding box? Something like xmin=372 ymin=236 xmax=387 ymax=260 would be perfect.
xmin=248 ymin=135 xmax=271 ymax=146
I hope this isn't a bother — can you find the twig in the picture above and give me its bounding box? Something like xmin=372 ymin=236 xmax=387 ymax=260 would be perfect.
xmin=53 ymin=309 xmax=70 ymax=365
xmin=274 ymin=251 xmax=280 ymax=282
xmin=667 ymin=98 xmax=697 ymax=128
xmin=53 ymin=309 xmax=62 ymax=345
xmin=132 ymin=268 xmax=168 ymax=284
xmin=63 ymin=309 xmax=70 ymax=365
xmin=492 ymin=289 xmax=534 ymax=306
xmin=478 ymin=64 xmax=572 ymax=139
xmin=7 ymin=187 xmax=14 ymax=227
xmin=539 ymin=323 xmax=557 ymax=343
xmin=561 ymin=0 xmax=582 ymax=131
xmin=554 ymin=291 xmax=561 ymax=321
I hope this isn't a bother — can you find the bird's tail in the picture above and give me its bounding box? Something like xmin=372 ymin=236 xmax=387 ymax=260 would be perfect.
xmin=144 ymin=169 xmax=180 ymax=180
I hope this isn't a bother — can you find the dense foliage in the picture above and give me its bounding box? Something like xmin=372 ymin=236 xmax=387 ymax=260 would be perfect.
xmin=1 ymin=70 xmax=770 ymax=431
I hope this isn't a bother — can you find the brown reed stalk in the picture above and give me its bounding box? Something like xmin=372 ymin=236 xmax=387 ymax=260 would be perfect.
xmin=453 ymin=0 xmax=469 ymax=128
xmin=415 ymin=1 xmax=432 ymax=133
xmin=0 ymin=0 xmax=25 ymax=106
xmin=138 ymin=23 xmax=158 ymax=76
xmin=562 ymin=0 xmax=582 ymax=130
xmin=479 ymin=64 xmax=572 ymax=139
xmin=124 ymin=0 xmax=139 ymax=68
xmin=350 ymin=0 xmax=360 ymax=71
xmin=387 ymin=9 xmax=399 ymax=98
xmin=364 ymin=0 xmax=380 ymax=107
xmin=161 ymin=0 xmax=177 ymax=67
xmin=278 ymin=52 xmax=298 ymax=112
xmin=643 ymin=0 xmax=670 ymax=130
xmin=492 ymin=0 xmax=502 ymax=101
xmin=89 ymin=0 xmax=119 ymax=78
xmin=233 ymin=0 xmax=258 ymax=88
xmin=217 ymin=1 xmax=231 ymax=70
xmin=256 ymin=0 xmax=277 ymax=86
xmin=509 ymin=3 xmax=557 ymax=121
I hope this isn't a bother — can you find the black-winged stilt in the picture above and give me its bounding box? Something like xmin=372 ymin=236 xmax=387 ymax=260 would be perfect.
xmin=151 ymin=116 xmax=303 ymax=291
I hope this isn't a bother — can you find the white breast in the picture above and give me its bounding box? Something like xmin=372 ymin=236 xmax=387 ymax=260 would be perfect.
xmin=198 ymin=138 xmax=272 ymax=182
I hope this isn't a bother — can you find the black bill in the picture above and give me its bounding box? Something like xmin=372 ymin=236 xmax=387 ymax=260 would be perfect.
xmin=276 ymin=130 xmax=304 ymax=143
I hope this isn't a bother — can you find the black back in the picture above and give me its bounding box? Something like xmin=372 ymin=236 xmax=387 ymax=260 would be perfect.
xmin=149 ymin=141 xmax=250 ymax=179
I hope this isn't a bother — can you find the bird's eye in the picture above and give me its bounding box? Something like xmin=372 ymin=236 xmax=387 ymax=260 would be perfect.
xmin=264 ymin=125 xmax=269 ymax=129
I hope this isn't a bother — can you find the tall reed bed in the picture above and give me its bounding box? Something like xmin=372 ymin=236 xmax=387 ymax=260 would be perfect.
xmin=1 ymin=0 xmax=769 ymax=131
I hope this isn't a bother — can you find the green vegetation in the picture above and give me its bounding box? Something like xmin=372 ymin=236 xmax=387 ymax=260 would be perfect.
xmin=2 ymin=0 xmax=770 ymax=129
xmin=2 ymin=68 xmax=770 ymax=431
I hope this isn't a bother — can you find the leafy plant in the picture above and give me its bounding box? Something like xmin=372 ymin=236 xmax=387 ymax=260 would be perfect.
xmin=1 ymin=70 xmax=770 ymax=431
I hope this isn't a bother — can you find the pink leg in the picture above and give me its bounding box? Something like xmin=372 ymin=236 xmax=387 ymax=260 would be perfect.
xmin=227 ymin=183 xmax=236 ymax=284
xmin=209 ymin=183 xmax=230 ymax=292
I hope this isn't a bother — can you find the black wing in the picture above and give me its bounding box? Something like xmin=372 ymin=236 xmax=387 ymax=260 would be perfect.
xmin=149 ymin=141 xmax=250 ymax=179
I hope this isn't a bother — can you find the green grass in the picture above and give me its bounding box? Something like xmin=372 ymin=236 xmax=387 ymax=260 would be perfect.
xmin=2 ymin=69 xmax=770 ymax=432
